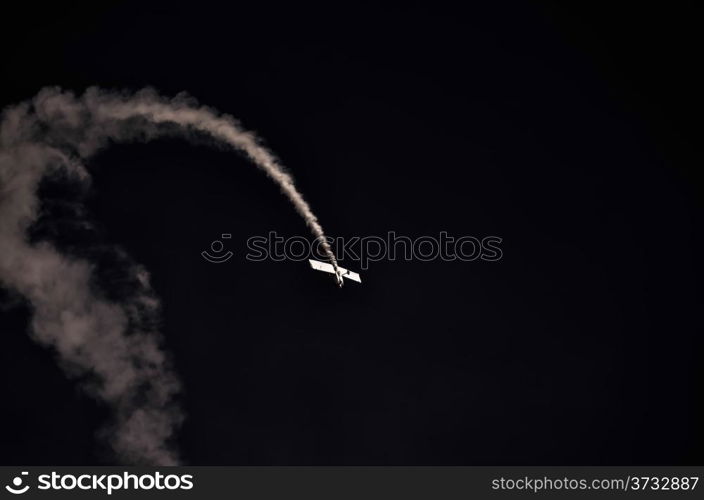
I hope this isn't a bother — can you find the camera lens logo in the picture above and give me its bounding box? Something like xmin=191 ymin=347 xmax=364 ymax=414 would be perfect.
xmin=5 ymin=472 xmax=29 ymax=495
xmin=202 ymin=233 xmax=233 ymax=263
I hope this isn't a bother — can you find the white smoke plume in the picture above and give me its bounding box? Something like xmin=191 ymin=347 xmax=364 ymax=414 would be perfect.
xmin=0 ymin=87 xmax=340 ymax=464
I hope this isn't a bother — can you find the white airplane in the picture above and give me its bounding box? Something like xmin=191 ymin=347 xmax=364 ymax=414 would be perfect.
xmin=308 ymin=259 xmax=362 ymax=287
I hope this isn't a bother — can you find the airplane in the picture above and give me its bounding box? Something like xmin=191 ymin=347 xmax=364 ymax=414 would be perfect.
xmin=308 ymin=259 xmax=362 ymax=287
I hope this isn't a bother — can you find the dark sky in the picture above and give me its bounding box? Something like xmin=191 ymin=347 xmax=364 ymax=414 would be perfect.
xmin=0 ymin=1 xmax=702 ymax=465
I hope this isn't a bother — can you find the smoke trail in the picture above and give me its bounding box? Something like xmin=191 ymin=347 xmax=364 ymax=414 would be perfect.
xmin=0 ymin=87 xmax=340 ymax=464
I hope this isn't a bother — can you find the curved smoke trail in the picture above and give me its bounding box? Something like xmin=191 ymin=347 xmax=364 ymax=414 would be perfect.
xmin=0 ymin=87 xmax=340 ymax=464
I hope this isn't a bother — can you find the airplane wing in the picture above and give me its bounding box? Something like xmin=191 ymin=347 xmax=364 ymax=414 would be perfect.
xmin=308 ymin=259 xmax=362 ymax=284
xmin=309 ymin=259 xmax=335 ymax=273
xmin=339 ymin=267 xmax=362 ymax=283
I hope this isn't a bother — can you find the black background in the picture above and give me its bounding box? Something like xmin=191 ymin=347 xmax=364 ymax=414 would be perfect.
xmin=0 ymin=1 xmax=702 ymax=465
